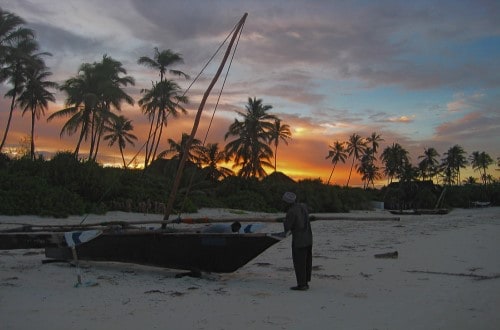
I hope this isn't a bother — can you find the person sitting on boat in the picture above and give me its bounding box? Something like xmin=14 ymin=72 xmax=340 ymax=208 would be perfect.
xmin=282 ymin=191 xmax=313 ymax=291
xmin=203 ymin=221 xmax=241 ymax=233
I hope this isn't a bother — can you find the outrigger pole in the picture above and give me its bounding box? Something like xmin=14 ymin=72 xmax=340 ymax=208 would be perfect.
xmin=162 ymin=13 xmax=248 ymax=227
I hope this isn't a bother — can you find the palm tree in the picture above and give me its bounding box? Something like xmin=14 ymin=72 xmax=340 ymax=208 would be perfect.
xmin=0 ymin=8 xmax=34 ymax=81
xmin=366 ymin=132 xmax=384 ymax=158
xmin=47 ymin=62 xmax=97 ymax=157
xmin=138 ymin=48 xmax=189 ymax=82
xmin=159 ymin=132 xmax=202 ymax=164
xmin=485 ymin=174 xmax=495 ymax=185
xmin=0 ymin=37 xmax=41 ymax=152
xmin=197 ymin=143 xmax=234 ymax=182
xmin=463 ymin=176 xmax=477 ymax=185
xmin=469 ymin=151 xmax=494 ymax=185
xmin=138 ymin=48 xmax=189 ymax=168
xmin=418 ymin=147 xmax=440 ymax=182
xmin=138 ymin=79 xmax=188 ymax=167
xmin=1 ymin=9 xmax=37 ymax=153
xmin=224 ymin=97 xmax=276 ymax=178
xmin=103 ymin=115 xmax=137 ymax=168
xmin=48 ymin=55 xmax=134 ymax=161
xmin=16 ymin=64 xmax=57 ymax=160
xmin=88 ymin=55 xmax=134 ymax=161
xmin=268 ymin=119 xmax=291 ymax=172
xmin=442 ymin=145 xmax=467 ymax=185
xmin=325 ymin=140 xmax=347 ymax=185
xmin=381 ymin=143 xmax=410 ymax=184
xmin=344 ymin=133 xmax=367 ymax=187
xmin=398 ymin=162 xmax=418 ymax=182
xmin=365 ymin=163 xmax=382 ymax=188
xmin=357 ymin=150 xmax=381 ymax=189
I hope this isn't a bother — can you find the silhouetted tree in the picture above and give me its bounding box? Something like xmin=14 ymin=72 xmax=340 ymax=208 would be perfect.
xmin=269 ymin=119 xmax=291 ymax=172
xmin=103 ymin=115 xmax=137 ymax=168
xmin=325 ymin=140 xmax=347 ymax=185
xmin=137 ymin=48 xmax=189 ymax=168
xmin=470 ymin=151 xmax=493 ymax=185
xmin=418 ymin=147 xmax=440 ymax=182
xmin=225 ymin=97 xmax=277 ymax=178
xmin=441 ymin=145 xmax=467 ymax=185
xmin=198 ymin=143 xmax=234 ymax=182
xmin=345 ymin=133 xmax=367 ymax=187
xmin=17 ymin=64 xmax=57 ymax=160
xmin=0 ymin=10 xmax=38 ymax=152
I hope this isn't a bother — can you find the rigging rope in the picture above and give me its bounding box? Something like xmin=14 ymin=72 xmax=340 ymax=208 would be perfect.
xmin=176 ymin=18 xmax=246 ymax=218
xmin=79 ymin=18 xmax=244 ymax=225
xmin=125 ymin=22 xmax=238 ymax=169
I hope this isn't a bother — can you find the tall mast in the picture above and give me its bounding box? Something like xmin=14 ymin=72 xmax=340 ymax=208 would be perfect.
xmin=163 ymin=13 xmax=248 ymax=224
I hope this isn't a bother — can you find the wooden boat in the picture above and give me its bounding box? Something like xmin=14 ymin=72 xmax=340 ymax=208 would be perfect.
xmin=0 ymin=13 xmax=284 ymax=274
xmin=0 ymin=225 xmax=283 ymax=273
xmin=45 ymin=230 xmax=281 ymax=273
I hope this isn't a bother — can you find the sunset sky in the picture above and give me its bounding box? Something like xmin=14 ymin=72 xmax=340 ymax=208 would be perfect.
xmin=1 ymin=0 xmax=499 ymax=186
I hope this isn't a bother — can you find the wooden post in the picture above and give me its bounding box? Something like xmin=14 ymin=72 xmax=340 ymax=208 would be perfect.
xmin=71 ymin=247 xmax=82 ymax=286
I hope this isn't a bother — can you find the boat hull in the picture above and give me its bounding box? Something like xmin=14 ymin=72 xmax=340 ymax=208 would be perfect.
xmin=45 ymin=231 xmax=282 ymax=273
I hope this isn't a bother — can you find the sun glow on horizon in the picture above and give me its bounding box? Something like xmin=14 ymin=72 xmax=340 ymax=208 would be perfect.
xmin=294 ymin=127 xmax=306 ymax=135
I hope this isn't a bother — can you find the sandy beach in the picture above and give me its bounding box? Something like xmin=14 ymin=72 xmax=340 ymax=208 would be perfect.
xmin=1 ymin=207 xmax=499 ymax=330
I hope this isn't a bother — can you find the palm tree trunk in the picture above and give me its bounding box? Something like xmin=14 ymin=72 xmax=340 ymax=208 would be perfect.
xmin=326 ymin=163 xmax=337 ymax=185
xmin=346 ymin=157 xmax=355 ymax=187
xmin=146 ymin=112 xmax=162 ymax=166
xmin=0 ymin=93 xmax=18 ymax=153
xmin=93 ymin=128 xmax=103 ymax=162
xmin=274 ymin=144 xmax=278 ymax=172
xmin=89 ymin=127 xmax=97 ymax=160
xmin=152 ymin=119 xmax=166 ymax=162
xmin=144 ymin=117 xmax=155 ymax=167
xmin=92 ymin=118 xmax=106 ymax=162
xmin=120 ymin=144 xmax=127 ymax=168
xmin=74 ymin=122 xmax=87 ymax=159
xmin=88 ymin=115 xmax=97 ymax=160
xmin=147 ymin=119 xmax=160 ymax=165
xmin=30 ymin=109 xmax=36 ymax=160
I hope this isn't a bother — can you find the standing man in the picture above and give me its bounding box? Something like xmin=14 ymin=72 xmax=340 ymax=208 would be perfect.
xmin=282 ymin=191 xmax=313 ymax=291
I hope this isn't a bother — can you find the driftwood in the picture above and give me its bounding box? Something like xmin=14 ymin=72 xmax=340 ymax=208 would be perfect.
xmin=374 ymin=251 xmax=399 ymax=259
xmin=406 ymin=270 xmax=500 ymax=281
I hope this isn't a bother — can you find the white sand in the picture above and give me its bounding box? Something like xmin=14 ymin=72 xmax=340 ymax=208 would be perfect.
xmin=1 ymin=207 xmax=499 ymax=330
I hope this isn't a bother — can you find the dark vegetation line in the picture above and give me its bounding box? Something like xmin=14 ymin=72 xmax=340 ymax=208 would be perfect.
xmin=0 ymin=152 xmax=498 ymax=218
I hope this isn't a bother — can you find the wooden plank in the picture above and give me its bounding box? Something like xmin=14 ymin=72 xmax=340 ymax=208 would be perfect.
xmin=310 ymin=215 xmax=400 ymax=221
xmin=1 ymin=213 xmax=400 ymax=233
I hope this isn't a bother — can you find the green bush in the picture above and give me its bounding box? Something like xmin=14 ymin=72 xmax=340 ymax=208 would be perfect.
xmin=0 ymin=152 xmax=11 ymax=169
xmin=0 ymin=173 xmax=85 ymax=216
xmin=0 ymin=155 xmax=399 ymax=216
xmin=221 ymin=190 xmax=268 ymax=211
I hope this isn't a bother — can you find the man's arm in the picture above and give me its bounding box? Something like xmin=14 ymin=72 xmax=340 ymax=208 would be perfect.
xmin=283 ymin=209 xmax=295 ymax=235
